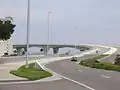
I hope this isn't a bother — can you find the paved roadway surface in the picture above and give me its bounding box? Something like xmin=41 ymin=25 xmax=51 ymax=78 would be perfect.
xmin=46 ymin=57 xmax=120 ymax=90
xmin=0 ymin=79 xmax=92 ymax=90
xmin=45 ymin=46 xmax=120 ymax=90
xmin=0 ymin=46 xmax=119 ymax=90
xmin=0 ymin=54 xmax=61 ymax=64
xmin=101 ymin=46 xmax=120 ymax=63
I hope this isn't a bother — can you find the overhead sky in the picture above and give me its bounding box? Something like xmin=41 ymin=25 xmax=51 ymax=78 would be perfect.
xmin=0 ymin=0 xmax=120 ymax=45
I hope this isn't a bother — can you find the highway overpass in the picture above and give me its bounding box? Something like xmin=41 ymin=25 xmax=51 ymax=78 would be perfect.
xmin=13 ymin=44 xmax=91 ymax=55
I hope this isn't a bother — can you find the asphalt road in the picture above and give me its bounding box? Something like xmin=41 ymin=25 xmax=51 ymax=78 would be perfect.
xmin=101 ymin=46 xmax=120 ymax=63
xmin=0 ymin=45 xmax=119 ymax=90
xmin=0 ymin=54 xmax=61 ymax=64
xmin=46 ymin=58 xmax=120 ymax=90
xmin=45 ymin=46 xmax=120 ymax=90
xmin=0 ymin=79 xmax=91 ymax=90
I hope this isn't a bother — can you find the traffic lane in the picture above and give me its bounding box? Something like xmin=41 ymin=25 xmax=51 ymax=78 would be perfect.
xmin=46 ymin=59 xmax=120 ymax=90
xmin=97 ymin=47 xmax=110 ymax=54
xmin=102 ymin=46 xmax=120 ymax=63
xmin=101 ymin=47 xmax=120 ymax=63
xmin=101 ymin=54 xmax=116 ymax=63
xmin=79 ymin=46 xmax=110 ymax=60
xmin=77 ymin=47 xmax=120 ymax=83
xmin=0 ymin=57 xmax=39 ymax=64
xmin=0 ymin=52 xmax=85 ymax=64
xmin=80 ymin=66 xmax=120 ymax=82
xmin=90 ymin=45 xmax=110 ymax=54
xmin=0 ymin=55 xmax=60 ymax=64
xmin=0 ymin=79 xmax=90 ymax=90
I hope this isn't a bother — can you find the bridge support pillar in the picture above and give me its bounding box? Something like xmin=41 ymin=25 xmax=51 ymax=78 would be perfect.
xmin=24 ymin=47 xmax=27 ymax=52
xmin=42 ymin=47 xmax=49 ymax=55
xmin=15 ymin=47 xmax=26 ymax=55
xmin=53 ymin=48 xmax=59 ymax=54
xmin=22 ymin=47 xmax=26 ymax=55
xmin=15 ymin=48 xmax=22 ymax=55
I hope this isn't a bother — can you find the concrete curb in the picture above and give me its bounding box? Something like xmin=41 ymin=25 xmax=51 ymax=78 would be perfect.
xmin=0 ymin=79 xmax=29 ymax=82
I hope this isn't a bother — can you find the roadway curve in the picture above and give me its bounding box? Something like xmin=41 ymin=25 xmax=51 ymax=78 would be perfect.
xmin=45 ymin=45 xmax=120 ymax=90
xmin=0 ymin=45 xmax=119 ymax=90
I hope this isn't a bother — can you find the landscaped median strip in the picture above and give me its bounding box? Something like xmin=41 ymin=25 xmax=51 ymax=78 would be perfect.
xmin=79 ymin=55 xmax=120 ymax=72
xmin=10 ymin=63 xmax=52 ymax=80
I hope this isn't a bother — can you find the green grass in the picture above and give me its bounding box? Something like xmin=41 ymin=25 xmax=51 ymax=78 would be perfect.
xmin=79 ymin=54 xmax=120 ymax=72
xmin=10 ymin=63 xmax=52 ymax=80
xmin=83 ymin=54 xmax=109 ymax=61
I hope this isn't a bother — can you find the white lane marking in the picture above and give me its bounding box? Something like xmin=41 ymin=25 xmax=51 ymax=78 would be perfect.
xmin=100 ymin=75 xmax=111 ymax=79
xmin=45 ymin=68 xmax=96 ymax=90
xmin=59 ymin=74 xmax=96 ymax=90
xmin=0 ymin=69 xmax=96 ymax=90
xmin=0 ymin=44 xmax=115 ymax=88
xmin=78 ymin=70 xmax=83 ymax=72
xmin=82 ymin=44 xmax=117 ymax=55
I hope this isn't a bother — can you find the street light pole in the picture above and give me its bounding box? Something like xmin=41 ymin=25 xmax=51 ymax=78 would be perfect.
xmin=47 ymin=12 xmax=51 ymax=56
xmin=74 ymin=26 xmax=78 ymax=50
xmin=75 ymin=44 xmax=77 ymax=50
xmin=26 ymin=0 xmax=30 ymax=68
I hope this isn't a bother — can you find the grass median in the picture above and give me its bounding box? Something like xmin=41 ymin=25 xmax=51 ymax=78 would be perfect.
xmin=79 ymin=54 xmax=120 ymax=72
xmin=10 ymin=63 xmax=52 ymax=80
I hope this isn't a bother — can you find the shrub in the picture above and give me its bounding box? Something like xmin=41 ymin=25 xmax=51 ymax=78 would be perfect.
xmin=114 ymin=54 xmax=120 ymax=65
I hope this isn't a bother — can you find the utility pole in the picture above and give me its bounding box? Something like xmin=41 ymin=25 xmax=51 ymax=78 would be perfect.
xmin=26 ymin=0 xmax=30 ymax=68
xmin=47 ymin=12 xmax=51 ymax=56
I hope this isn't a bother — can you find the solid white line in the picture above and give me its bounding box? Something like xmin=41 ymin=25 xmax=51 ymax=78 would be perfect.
xmin=0 ymin=69 xmax=96 ymax=90
xmin=100 ymin=75 xmax=111 ymax=79
xmin=59 ymin=74 xmax=96 ymax=90
xmin=45 ymin=68 xmax=96 ymax=90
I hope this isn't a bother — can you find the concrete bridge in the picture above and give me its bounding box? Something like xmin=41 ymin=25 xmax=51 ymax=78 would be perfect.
xmin=13 ymin=44 xmax=91 ymax=55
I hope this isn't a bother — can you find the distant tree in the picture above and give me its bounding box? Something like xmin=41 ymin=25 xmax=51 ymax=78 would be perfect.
xmin=0 ymin=17 xmax=16 ymax=40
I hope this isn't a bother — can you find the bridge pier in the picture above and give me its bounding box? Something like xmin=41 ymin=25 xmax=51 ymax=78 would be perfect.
xmin=15 ymin=48 xmax=22 ymax=55
xmin=15 ymin=47 xmax=26 ymax=55
xmin=13 ymin=44 xmax=91 ymax=55
xmin=24 ymin=47 xmax=27 ymax=52
xmin=44 ymin=47 xmax=47 ymax=55
xmin=42 ymin=46 xmax=50 ymax=55
xmin=53 ymin=48 xmax=59 ymax=54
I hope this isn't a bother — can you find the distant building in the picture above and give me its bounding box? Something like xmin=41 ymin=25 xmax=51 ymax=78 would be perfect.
xmin=0 ymin=16 xmax=13 ymax=22
xmin=0 ymin=37 xmax=13 ymax=57
xmin=0 ymin=17 xmax=13 ymax=57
